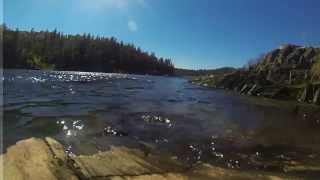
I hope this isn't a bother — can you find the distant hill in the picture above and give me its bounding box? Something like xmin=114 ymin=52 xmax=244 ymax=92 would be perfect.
xmin=193 ymin=44 xmax=320 ymax=104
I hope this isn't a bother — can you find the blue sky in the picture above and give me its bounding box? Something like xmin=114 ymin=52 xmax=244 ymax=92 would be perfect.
xmin=4 ymin=0 xmax=320 ymax=69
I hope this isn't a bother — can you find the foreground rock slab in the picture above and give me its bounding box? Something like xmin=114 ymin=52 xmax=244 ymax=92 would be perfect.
xmin=1 ymin=137 xmax=77 ymax=180
xmin=1 ymin=137 xmax=294 ymax=180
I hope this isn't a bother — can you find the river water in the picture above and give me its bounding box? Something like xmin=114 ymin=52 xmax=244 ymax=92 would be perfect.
xmin=3 ymin=69 xmax=320 ymax=174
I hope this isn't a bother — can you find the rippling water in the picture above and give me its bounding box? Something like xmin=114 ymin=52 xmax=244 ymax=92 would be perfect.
xmin=3 ymin=69 xmax=320 ymax=173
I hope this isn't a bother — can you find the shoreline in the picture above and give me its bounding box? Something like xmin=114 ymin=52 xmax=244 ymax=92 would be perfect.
xmin=2 ymin=68 xmax=177 ymax=78
xmin=1 ymin=137 xmax=312 ymax=180
xmin=191 ymin=77 xmax=320 ymax=108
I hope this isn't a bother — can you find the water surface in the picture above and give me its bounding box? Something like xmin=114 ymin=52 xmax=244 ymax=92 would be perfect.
xmin=3 ymin=69 xmax=320 ymax=174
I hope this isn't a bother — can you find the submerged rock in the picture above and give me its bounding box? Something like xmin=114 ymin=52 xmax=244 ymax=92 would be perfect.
xmin=1 ymin=137 xmax=298 ymax=180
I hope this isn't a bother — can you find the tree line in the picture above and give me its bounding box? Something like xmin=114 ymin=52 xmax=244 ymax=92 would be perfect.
xmin=175 ymin=67 xmax=236 ymax=77
xmin=2 ymin=25 xmax=175 ymax=75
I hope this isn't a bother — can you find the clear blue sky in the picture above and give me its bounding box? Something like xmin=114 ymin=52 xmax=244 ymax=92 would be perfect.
xmin=3 ymin=0 xmax=320 ymax=69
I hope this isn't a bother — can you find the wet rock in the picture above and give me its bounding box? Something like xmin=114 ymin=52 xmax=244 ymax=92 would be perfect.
xmin=313 ymin=87 xmax=320 ymax=104
xmin=73 ymin=148 xmax=165 ymax=178
xmin=283 ymin=165 xmax=320 ymax=174
xmin=110 ymin=173 xmax=187 ymax=180
xmin=0 ymin=137 xmax=78 ymax=180
xmin=1 ymin=138 xmax=296 ymax=180
xmin=240 ymin=84 xmax=248 ymax=94
xmin=297 ymin=84 xmax=320 ymax=103
xmin=247 ymin=84 xmax=257 ymax=95
xmin=257 ymin=86 xmax=285 ymax=98
xmin=188 ymin=163 xmax=287 ymax=180
xmin=299 ymin=85 xmax=309 ymax=102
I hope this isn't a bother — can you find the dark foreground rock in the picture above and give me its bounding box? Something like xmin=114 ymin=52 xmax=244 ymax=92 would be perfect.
xmin=0 ymin=137 xmax=297 ymax=180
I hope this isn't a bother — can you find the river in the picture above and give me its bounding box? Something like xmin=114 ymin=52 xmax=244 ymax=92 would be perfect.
xmin=3 ymin=69 xmax=320 ymax=174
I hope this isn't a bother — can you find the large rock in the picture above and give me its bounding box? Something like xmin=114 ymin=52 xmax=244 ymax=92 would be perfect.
xmin=0 ymin=137 xmax=78 ymax=180
xmin=71 ymin=146 xmax=185 ymax=179
xmin=1 ymin=137 xmax=294 ymax=180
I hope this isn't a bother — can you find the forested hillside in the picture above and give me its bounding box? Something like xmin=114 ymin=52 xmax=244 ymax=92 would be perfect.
xmin=175 ymin=67 xmax=236 ymax=77
xmin=2 ymin=25 xmax=175 ymax=75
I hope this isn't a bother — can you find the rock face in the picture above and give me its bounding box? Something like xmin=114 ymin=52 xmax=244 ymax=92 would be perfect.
xmin=193 ymin=44 xmax=320 ymax=104
xmin=1 ymin=137 xmax=293 ymax=180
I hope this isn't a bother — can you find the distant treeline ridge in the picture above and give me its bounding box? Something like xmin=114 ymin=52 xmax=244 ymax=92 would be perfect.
xmin=2 ymin=25 xmax=175 ymax=75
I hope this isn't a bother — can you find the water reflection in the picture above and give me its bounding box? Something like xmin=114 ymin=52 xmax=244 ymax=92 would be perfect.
xmin=56 ymin=119 xmax=85 ymax=137
xmin=141 ymin=114 xmax=173 ymax=128
xmin=104 ymin=126 xmax=128 ymax=137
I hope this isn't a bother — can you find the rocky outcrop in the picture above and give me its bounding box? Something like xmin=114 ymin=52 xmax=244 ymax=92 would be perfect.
xmin=297 ymin=84 xmax=320 ymax=103
xmin=1 ymin=137 xmax=295 ymax=180
xmin=192 ymin=44 xmax=320 ymax=105
xmin=0 ymin=137 xmax=78 ymax=180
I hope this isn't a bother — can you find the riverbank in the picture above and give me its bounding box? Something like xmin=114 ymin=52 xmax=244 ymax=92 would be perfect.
xmin=191 ymin=75 xmax=320 ymax=126
xmin=1 ymin=137 xmax=313 ymax=180
xmin=190 ymin=44 xmax=320 ymax=106
xmin=191 ymin=74 xmax=320 ymax=106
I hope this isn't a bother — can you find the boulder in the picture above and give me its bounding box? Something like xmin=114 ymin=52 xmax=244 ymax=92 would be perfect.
xmin=0 ymin=137 xmax=78 ymax=180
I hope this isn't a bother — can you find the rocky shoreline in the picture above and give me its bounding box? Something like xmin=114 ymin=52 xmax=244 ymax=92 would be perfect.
xmin=191 ymin=44 xmax=320 ymax=106
xmin=0 ymin=137 xmax=305 ymax=180
xmin=192 ymin=75 xmax=320 ymax=107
